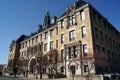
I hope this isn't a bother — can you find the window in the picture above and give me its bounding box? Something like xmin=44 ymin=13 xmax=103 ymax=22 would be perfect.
xmin=25 ymin=41 xmax=27 ymax=47
xmin=96 ymin=45 xmax=100 ymax=53
xmin=69 ymin=30 xmax=75 ymax=41
xmin=22 ymin=43 xmax=24 ymax=48
xmin=73 ymin=46 xmax=77 ymax=58
xmin=68 ymin=47 xmax=77 ymax=59
xmin=109 ymin=37 xmax=112 ymax=45
xmin=69 ymin=15 xmax=76 ymax=26
xmin=45 ymin=32 xmax=48 ymax=39
xmin=22 ymin=51 xmax=26 ymax=57
xmin=61 ymin=67 xmax=64 ymax=73
xmin=83 ymin=44 xmax=88 ymax=53
xmin=94 ymin=27 xmax=98 ymax=38
xmin=56 ymin=27 xmax=58 ymax=35
xmin=84 ymin=65 xmax=88 ymax=72
xmin=61 ymin=49 xmax=64 ymax=60
xmin=56 ymin=40 xmax=58 ymax=48
xmin=68 ymin=48 xmax=72 ymax=59
xmin=80 ymin=10 xmax=85 ymax=20
xmin=34 ymin=46 xmax=37 ymax=53
xmin=50 ymin=29 xmax=54 ymax=37
xmin=61 ymin=20 xmax=64 ymax=29
xmin=101 ymin=47 xmax=105 ymax=53
xmin=50 ymin=41 xmax=54 ymax=50
xmin=95 ymin=15 xmax=99 ymax=23
xmin=105 ymin=35 xmax=108 ymax=43
xmin=36 ymin=36 xmax=38 ymax=43
xmin=24 ymin=50 xmax=27 ymax=57
xmin=81 ymin=26 xmax=86 ymax=38
xmin=32 ymin=38 xmax=34 ymax=44
xmin=100 ymin=31 xmax=103 ymax=41
xmin=22 ymin=51 xmax=24 ymax=57
xmin=29 ymin=40 xmax=30 ymax=46
xmin=44 ymin=43 xmax=48 ymax=51
xmin=61 ymin=34 xmax=64 ymax=43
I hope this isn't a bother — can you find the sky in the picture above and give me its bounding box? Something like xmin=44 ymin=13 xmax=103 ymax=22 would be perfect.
xmin=0 ymin=0 xmax=120 ymax=64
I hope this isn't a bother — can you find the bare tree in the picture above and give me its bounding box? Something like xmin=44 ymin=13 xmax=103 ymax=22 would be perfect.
xmin=82 ymin=53 xmax=109 ymax=80
xmin=44 ymin=49 xmax=58 ymax=74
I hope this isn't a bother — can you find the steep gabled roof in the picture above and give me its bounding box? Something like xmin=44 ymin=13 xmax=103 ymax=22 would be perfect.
xmin=16 ymin=35 xmax=28 ymax=43
xmin=58 ymin=0 xmax=88 ymax=19
xmin=76 ymin=0 xmax=88 ymax=9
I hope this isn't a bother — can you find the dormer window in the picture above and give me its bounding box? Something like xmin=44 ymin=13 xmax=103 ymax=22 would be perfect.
xmin=45 ymin=32 xmax=48 ymax=39
xmin=32 ymin=38 xmax=34 ymax=44
xmin=50 ymin=29 xmax=54 ymax=37
xmin=80 ymin=10 xmax=85 ymax=20
xmin=61 ymin=20 xmax=64 ymax=29
xmin=69 ymin=15 xmax=76 ymax=26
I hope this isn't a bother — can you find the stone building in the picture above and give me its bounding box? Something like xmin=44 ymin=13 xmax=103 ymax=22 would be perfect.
xmin=10 ymin=0 xmax=120 ymax=78
xmin=7 ymin=35 xmax=27 ymax=74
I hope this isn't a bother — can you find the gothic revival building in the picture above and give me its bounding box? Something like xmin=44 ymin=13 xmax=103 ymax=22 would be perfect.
xmin=9 ymin=0 xmax=120 ymax=78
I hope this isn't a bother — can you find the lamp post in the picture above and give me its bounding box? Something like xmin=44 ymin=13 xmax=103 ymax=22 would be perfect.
xmin=79 ymin=40 xmax=83 ymax=79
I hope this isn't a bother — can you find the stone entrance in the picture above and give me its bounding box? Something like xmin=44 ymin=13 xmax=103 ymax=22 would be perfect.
xmin=28 ymin=56 xmax=37 ymax=73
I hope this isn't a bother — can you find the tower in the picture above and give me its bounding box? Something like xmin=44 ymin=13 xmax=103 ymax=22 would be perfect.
xmin=43 ymin=10 xmax=50 ymax=29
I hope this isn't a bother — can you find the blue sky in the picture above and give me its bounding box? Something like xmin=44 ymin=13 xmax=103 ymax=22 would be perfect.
xmin=0 ymin=0 xmax=120 ymax=64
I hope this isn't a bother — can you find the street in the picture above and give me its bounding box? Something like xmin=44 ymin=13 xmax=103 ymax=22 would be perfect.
xmin=0 ymin=76 xmax=19 ymax=80
xmin=0 ymin=76 xmax=68 ymax=80
xmin=0 ymin=76 xmax=35 ymax=80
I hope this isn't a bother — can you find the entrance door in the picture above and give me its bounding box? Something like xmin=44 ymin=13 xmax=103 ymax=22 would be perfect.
xmin=30 ymin=59 xmax=36 ymax=73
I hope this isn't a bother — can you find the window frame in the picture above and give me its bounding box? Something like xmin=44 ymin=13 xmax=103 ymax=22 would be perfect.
xmin=81 ymin=26 xmax=86 ymax=38
xmin=69 ymin=30 xmax=75 ymax=41
xmin=50 ymin=41 xmax=54 ymax=50
xmin=45 ymin=32 xmax=48 ymax=39
xmin=44 ymin=43 xmax=48 ymax=51
xmin=83 ymin=44 xmax=88 ymax=54
xmin=50 ymin=29 xmax=54 ymax=37
xmin=61 ymin=49 xmax=64 ymax=60
xmin=69 ymin=15 xmax=76 ymax=26
xmin=61 ymin=20 xmax=64 ymax=29
xmin=80 ymin=10 xmax=85 ymax=20
xmin=61 ymin=34 xmax=64 ymax=44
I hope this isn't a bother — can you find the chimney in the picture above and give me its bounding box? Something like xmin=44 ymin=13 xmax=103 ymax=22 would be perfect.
xmin=52 ymin=16 xmax=57 ymax=24
xmin=73 ymin=2 xmax=76 ymax=8
xmin=38 ymin=24 xmax=42 ymax=32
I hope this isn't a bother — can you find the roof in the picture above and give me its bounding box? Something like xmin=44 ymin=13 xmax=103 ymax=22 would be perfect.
xmin=23 ymin=1 xmax=88 ymax=40
xmin=58 ymin=0 xmax=88 ymax=19
xmin=76 ymin=0 xmax=88 ymax=9
xmin=16 ymin=35 xmax=28 ymax=43
xmin=25 ymin=23 xmax=57 ymax=40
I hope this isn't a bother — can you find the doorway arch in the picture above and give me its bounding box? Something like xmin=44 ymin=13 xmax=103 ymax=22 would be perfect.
xmin=28 ymin=56 xmax=37 ymax=73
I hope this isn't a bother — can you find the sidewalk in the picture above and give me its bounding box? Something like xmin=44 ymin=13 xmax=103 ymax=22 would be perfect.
xmin=3 ymin=73 xmax=48 ymax=80
xmin=3 ymin=73 xmax=69 ymax=80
